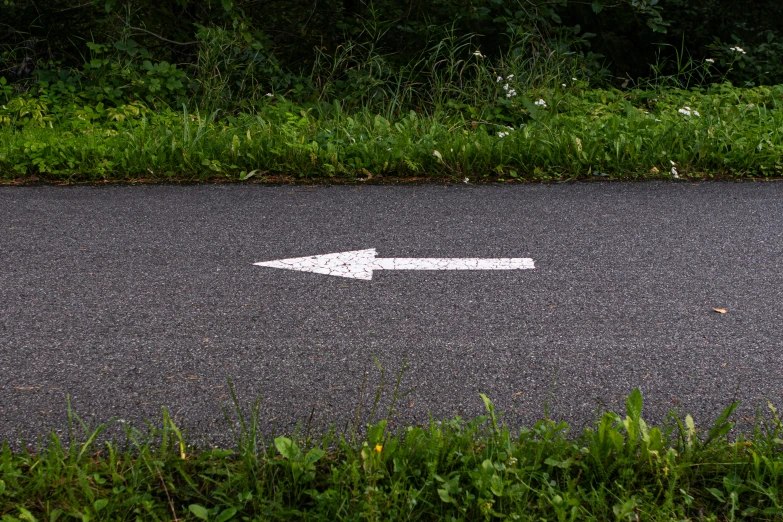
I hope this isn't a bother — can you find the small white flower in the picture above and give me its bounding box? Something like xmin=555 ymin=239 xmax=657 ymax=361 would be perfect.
xmin=670 ymin=161 xmax=679 ymax=179
xmin=497 ymin=76 xmax=503 ymax=83
xmin=534 ymin=98 xmax=547 ymax=107
xmin=506 ymin=74 xmax=514 ymax=80
xmin=506 ymin=89 xmax=517 ymax=98
xmin=506 ymin=126 xmax=514 ymax=130
xmin=572 ymin=77 xmax=577 ymax=81
xmin=678 ymin=106 xmax=699 ymax=117
xmin=705 ymin=58 xmax=715 ymax=63
xmin=562 ymin=83 xmax=567 ymax=87
xmin=497 ymin=131 xmax=508 ymax=138
xmin=730 ymin=46 xmax=746 ymax=54
xmin=473 ymin=50 xmax=484 ymax=57
xmin=463 ymin=177 xmax=469 ymax=183
xmin=503 ymin=83 xmax=509 ymax=91
xmin=265 ymin=93 xmax=273 ymax=97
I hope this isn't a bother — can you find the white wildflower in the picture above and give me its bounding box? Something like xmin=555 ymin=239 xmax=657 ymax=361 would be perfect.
xmin=507 ymin=126 xmax=514 ymax=130
xmin=503 ymin=83 xmax=509 ymax=91
xmin=705 ymin=58 xmax=715 ymax=63
xmin=506 ymin=74 xmax=514 ymax=80
xmin=572 ymin=77 xmax=577 ymax=81
xmin=506 ymin=89 xmax=517 ymax=98
xmin=497 ymin=76 xmax=503 ymax=82
xmin=562 ymin=83 xmax=567 ymax=87
xmin=265 ymin=93 xmax=273 ymax=97
xmin=678 ymin=106 xmax=700 ymax=117
xmin=497 ymin=131 xmax=508 ymax=138
xmin=730 ymin=46 xmax=746 ymax=54
xmin=463 ymin=177 xmax=469 ymax=183
xmin=473 ymin=50 xmax=484 ymax=57
xmin=534 ymin=98 xmax=547 ymax=107
xmin=670 ymin=160 xmax=678 ymax=179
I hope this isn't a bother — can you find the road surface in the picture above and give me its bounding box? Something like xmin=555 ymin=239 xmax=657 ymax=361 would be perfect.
xmin=1 ymin=182 xmax=781 ymax=446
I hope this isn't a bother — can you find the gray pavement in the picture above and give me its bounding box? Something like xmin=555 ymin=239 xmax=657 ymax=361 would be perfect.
xmin=1 ymin=182 xmax=782 ymax=447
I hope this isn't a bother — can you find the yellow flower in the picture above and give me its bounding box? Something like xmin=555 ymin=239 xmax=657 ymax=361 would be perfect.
xmin=374 ymin=444 xmax=383 ymax=453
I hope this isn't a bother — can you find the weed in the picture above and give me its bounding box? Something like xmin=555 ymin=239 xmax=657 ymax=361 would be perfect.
xmin=1 ymin=367 xmax=782 ymax=521
xmin=1 ymin=82 xmax=781 ymax=182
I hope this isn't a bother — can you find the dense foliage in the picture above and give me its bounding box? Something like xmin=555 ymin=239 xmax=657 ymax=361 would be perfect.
xmin=2 ymin=84 xmax=781 ymax=182
xmin=1 ymin=0 xmax=782 ymax=113
xmin=0 ymin=0 xmax=781 ymax=182
xmin=2 ymin=390 xmax=783 ymax=520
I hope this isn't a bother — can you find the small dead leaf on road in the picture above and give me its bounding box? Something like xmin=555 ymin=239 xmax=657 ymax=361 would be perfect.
xmin=713 ymin=308 xmax=728 ymax=314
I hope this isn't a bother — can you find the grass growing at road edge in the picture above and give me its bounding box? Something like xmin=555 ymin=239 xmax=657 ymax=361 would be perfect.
xmin=2 ymin=388 xmax=783 ymax=521
xmin=1 ymin=84 xmax=782 ymax=183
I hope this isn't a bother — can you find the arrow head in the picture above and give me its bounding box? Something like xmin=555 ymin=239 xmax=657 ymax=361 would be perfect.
xmin=254 ymin=249 xmax=377 ymax=280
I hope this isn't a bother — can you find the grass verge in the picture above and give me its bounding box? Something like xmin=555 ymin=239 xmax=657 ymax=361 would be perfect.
xmin=1 ymin=387 xmax=782 ymax=521
xmin=1 ymin=84 xmax=782 ymax=183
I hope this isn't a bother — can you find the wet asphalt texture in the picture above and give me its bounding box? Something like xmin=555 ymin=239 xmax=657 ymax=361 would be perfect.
xmin=1 ymin=182 xmax=782 ymax=447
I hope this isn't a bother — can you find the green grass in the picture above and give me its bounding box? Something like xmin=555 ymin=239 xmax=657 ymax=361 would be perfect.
xmin=1 ymin=83 xmax=782 ymax=183
xmin=2 ymin=385 xmax=783 ymax=521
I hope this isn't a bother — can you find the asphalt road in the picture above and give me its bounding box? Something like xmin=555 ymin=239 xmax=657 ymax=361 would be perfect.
xmin=1 ymin=182 xmax=782 ymax=447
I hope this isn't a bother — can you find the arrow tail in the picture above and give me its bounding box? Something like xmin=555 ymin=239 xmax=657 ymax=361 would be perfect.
xmin=373 ymin=258 xmax=534 ymax=270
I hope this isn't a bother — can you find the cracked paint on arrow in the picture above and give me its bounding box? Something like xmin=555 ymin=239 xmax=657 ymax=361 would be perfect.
xmin=254 ymin=249 xmax=535 ymax=280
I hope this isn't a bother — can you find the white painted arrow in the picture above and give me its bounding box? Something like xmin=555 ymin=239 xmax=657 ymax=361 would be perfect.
xmin=254 ymin=249 xmax=534 ymax=280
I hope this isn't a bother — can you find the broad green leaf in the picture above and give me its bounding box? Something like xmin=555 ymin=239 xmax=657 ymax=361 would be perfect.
xmin=544 ymin=457 xmax=573 ymax=469
xmin=437 ymin=488 xmax=455 ymax=504
xmin=626 ymin=388 xmax=643 ymax=424
xmin=591 ymin=1 xmax=603 ymax=13
xmin=17 ymin=509 xmax=37 ymax=522
xmin=274 ymin=436 xmax=300 ymax=460
xmin=189 ymin=504 xmax=209 ymax=520
xmin=215 ymin=507 xmax=237 ymax=522
xmin=707 ymin=487 xmax=725 ymax=502
xmin=304 ymin=448 xmax=325 ymax=466
xmin=490 ymin=473 xmax=504 ymax=496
